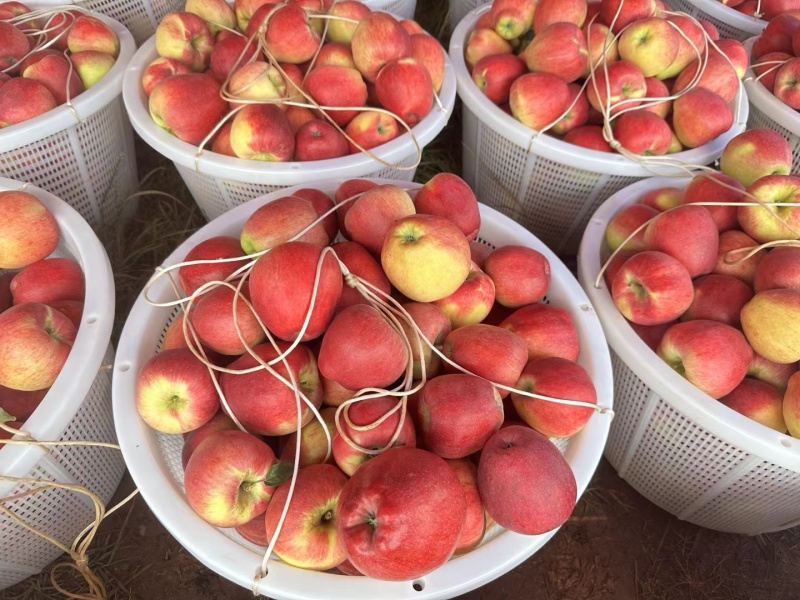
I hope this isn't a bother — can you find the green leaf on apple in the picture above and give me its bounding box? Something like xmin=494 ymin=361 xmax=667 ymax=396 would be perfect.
xmin=264 ymin=461 xmax=295 ymax=487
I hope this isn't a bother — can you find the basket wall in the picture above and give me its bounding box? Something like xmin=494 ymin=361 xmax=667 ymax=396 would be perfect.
xmin=449 ymin=0 xmax=488 ymax=32
xmin=366 ymin=0 xmax=416 ymax=19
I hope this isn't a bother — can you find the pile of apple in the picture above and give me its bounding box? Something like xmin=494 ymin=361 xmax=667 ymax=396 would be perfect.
xmin=142 ymin=0 xmax=445 ymax=162
xmin=714 ymin=0 xmax=800 ymax=21
xmin=750 ymin=12 xmax=800 ymax=109
xmin=134 ymin=173 xmax=601 ymax=581
xmin=464 ymin=0 xmax=748 ymax=155
xmin=0 ymin=191 xmax=85 ymax=440
xmin=0 ymin=2 xmax=121 ymax=128
xmin=602 ymin=127 xmax=800 ymax=435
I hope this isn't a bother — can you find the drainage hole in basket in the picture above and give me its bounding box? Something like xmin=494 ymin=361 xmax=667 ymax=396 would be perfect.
xmin=781 ymin=438 xmax=793 ymax=448
xmin=85 ymin=316 xmax=98 ymax=325
xmin=412 ymin=580 xmax=425 ymax=592
xmin=118 ymin=363 xmax=130 ymax=372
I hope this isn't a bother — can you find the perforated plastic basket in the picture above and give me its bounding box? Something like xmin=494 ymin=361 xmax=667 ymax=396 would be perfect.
xmin=449 ymin=6 xmax=749 ymax=257
xmin=0 ymin=178 xmax=123 ymax=590
xmin=577 ymin=176 xmax=800 ymax=535
xmin=665 ymin=0 xmax=766 ymax=40
xmin=364 ymin=0 xmax=417 ymax=19
xmin=449 ymin=0 xmax=488 ymax=34
xmin=0 ymin=11 xmax=138 ymax=231
xmin=742 ymin=38 xmax=800 ymax=173
xmin=123 ymin=35 xmax=456 ymax=221
xmin=112 ymin=179 xmax=613 ymax=600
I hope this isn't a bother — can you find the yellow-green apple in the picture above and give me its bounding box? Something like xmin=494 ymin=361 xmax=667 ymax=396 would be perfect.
xmin=331 ymin=396 xmax=417 ymax=475
xmin=184 ymin=430 xmax=280 ymax=527
xmin=330 ymin=241 xmax=390 ymax=311
xmin=280 ymin=406 xmax=336 ymax=467
xmin=783 ymin=371 xmax=800 ymax=436
xmin=21 ymin=53 xmax=83 ymax=105
xmin=335 ymin=179 xmax=377 ymax=237
xmin=295 ymin=119 xmax=350 ymax=161
xmin=754 ymin=247 xmax=800 ymax=292
xmin=264 ymin=463 xmax=348 ymax=570
xmin=552 ymin=83 xmax=590 ymax=135
xmin=344 ymin=185 xmax=416 ymax=255
xmin=673 ymin=88 xmax=733 ymax=149
xmin=509 ymin=72 xmax=571 ymax=130
xmin=321 ymin=375 xmax=356 ymax=407
xmin=227 ymin=62 xmax=287 ymax=107
xmin=375 ymin=57 xmax=433 ymax=126
xmin=235 ymin=513 xmax=268 ymax=546
xmin=416 ymin=374 xmax=503 ymax=458
xmin=500 ymin=303 xmax=580 ymax=361
xmin=134 ymin=348 xmax=219 ymax=433
xmin=681 ymin=172 xmax=744 ymax=232
xmin=155 ymin=12 xmax=213 ymax=72
xmin=293 ymin=188 xmax=338 ymax=242
xmin=465 ymin=27 xmax=513 ymax=69
xmin=209 ymin=35 xmax=261 ymax=83
xmin=326 ymin=0 xmax=369 ymax=43
xmin=410 ymin=33 xmax=445 ymax=93
xmin=318 ymin=304 xmax=410 ymax=390
xmin=720 ymin=129 xmax=793 ymax=188
xmin=230 ymin=104 xmax=295 ymax=161
xmin=657 ymin=320 xmax=752 ymax=398
xmin=344 ymin=110 xmax=400 ymax=153
xmin=336 ymin=446 xmax=467 ymax=580
xmin=586 ymin=60 xmax=647 ymax=115
xmin=432 ymin=263 xmax=495 ymax=328
xmin=413 ymin=173 xmax=481 ymax=241
xmin=141 ymin=56 xmax=191 ymax=96
xmin=583 ymin=21 xmax=618 ymax=77
xmin=381 ymin=214 xmax=471 ymax=303
xmin=613 ymin=110 xmax=672 ymax=155
xmin=234 ymin=0 xmax=275 ymax=33
xmin=0 ymin=191 xmax=59 ymax=270
xmin=512 ymin=356 xmax=596 ymax=437
xmin=149 ymin=73 xmax=228 ymax=145
xmin=638 ymin=187 xmax=683 ymax=212
xmin=748 ymin=352 xmax=798 ymax=390
xmin=0 ymin=78 xmax=57 ymax=127
xmin=654 ymin=15 xmax=705 ymax=79
xmin=351 ymin=12 xmax=412 ymax=83
xmin=490 ymin=0 xmax=536 ymax=39
xmin=312 ymin=41 xmax=356 ymax=70
xmin=478 ymin=425 xmax=576 ymax=534
xmin=249 ymin=241 xmax=343 ymax=341
xmin=739 ymin=174 xmax=800 ymax=243
xmin=11 ymin=258 xmax=84 ymax=304
xmin=710 ymin=38 xmax=748 ymax=79
xmin=605 ymin=203 xmax=660 ymax=251
xmin=442 ymin=324 xmax=528 ymax=398
xmin=0 ymin=385 xmax=47 ymax=422
xmin=181 ymin=411 xmax=238 ymax=468
xmin=261 ymin=3 xmax=321 ymax=64
xmin=741 ymin=289 xmax=800 ymax=363
xmin=178 ymin=236 xmax=246 ymax=296
xmin=753 ymin=52 xmax=792 ymax=93
xmin=631 ymin=321 xmax=674 ymax=351
xmin=240 ymin=195 xmax=328 ymax=254
xmin=445 ymin=458 xmax=485 ymax=555
xmin=600 ymin=0 xmax=656 ymax=31
xmin=186 ymin=0 xmax=235 ymax=34
xmin=187 ymin=283 xmax=265 ymax=355
xmin=67 ymin=15 xmax=119 ymax=57
xmin=617 ymin=16 xmax=679 ymax=77
xmin=644 ymin=205 xmax=719 ymax=277
xmin=523 ymin=22 xmax=588 ymax=84
xmin=720 ymin=377 xmax=787 ymax=431
xmin=399 ymin=302 xmax=451 ymax=379
xmin=221 ymin=341 xmax=322 ymax=435
xmin=483 ymin=245 xmax=551 ymax=308
xmin=680 ymin=273 xmax=754 ymax=327
xmin=19 ymin=50 xmax=63 ymax=76
xmin=640 ymin=78 xmax=671 ymax=119
xmin=564 ymin=125 xmax=613 ymax=151
xmin=713 ymin=230 xmax=765 ymax=284
xmin=673 ymin=53 xmax=740 ymax=103
xmin=472 ymin=53 xmax=527 ymax=105
xmin=534 ymin=0 xmax=586 ymax=33
xmin=303 ymin=65 xmax=368 ymax=127
xmin=611 ymin=250 xmax=694 ymax=325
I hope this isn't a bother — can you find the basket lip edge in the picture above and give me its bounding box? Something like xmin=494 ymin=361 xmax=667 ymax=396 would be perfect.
xmin=742 ymin=37 xmax=800 ymax=137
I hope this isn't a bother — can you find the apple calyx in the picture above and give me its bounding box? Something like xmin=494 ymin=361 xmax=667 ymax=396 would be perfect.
xmin=264 ymin=460 xmax=294 ymax=486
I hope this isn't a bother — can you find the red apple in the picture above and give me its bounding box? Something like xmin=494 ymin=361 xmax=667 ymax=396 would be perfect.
xmin=0 ymin=191 xmax=59 ymax=270
xmin=523 ymin=22 xmax=588 ymax=84
xmin=413 ymin=173 xmax=481 ymax=242
xmin=11 ymin=258 xmax=84 ymax=305
xmin=344 ymin=111 xmax=400 ymax=153
xmin=605 ymin=203 xmax=660 ymax=251
xmin=0 ymin=78 xmax=57 ymax=128
xmin=344 ymin=185 xmax=416 ymax=256
xmin=181 ymin=411 xmax=238 ymax=468
xmin=638 ymin=187 xmax=683 ymax=212
xmin=465 ymin=27 xmax=513 ymax=69
xmin=399 ymin=302 xmax=452 ymax=380
xmin=178 ymin=236 xmax=247 ymax=296
xmin=753 ymin=247 xmax=800 ymax=292
xmin=672 ymin=88 xmax=733 ymax=149
xmin=533 ymin=0 xmax=587 ymax=33
xmin=154 ymin=12 xmax=213 ymax=72
xmin=375 ymin=57 xmax=433 ymax=127
xmin=280 ymin=406 xmax=336 ymax=467
xmin=240 ymin=195 xmax=329 ymax=254
xmin=681 ymin=273 xmax=754 ymax=327
xmin=673 ymin=53 xmax=740 ymax=103
xmin=713 ymin=230 xmax=765 ymax=285
xmin=0 ymin=385 xmax=47 ymax=422
xmin=748 ymin=352 xmax=798 ymax=390
xmin=230 ymin=104 xmax=295 ymax=161
xmin=188 ymin=282 xmax=265 ymax=355
xmin=446 ymin=458 xmax=486 ymax=555
xmin=586 ymin=60 xmax=647 ymax=115
xmin=563 ymin=125 xmax=613 ymax=152
xmin=411 ymin=33 xmax=445 ymax=93
xmin=330 ymin=241 xmax=390 ymax=311
xmin=618 ymin=16 xmax=680 ymax=78
xmin=509 ymin=72 xmax=571 ymax=130
xmin=261 ymin=3 xmax=321 ymax=64
xmin=644 ymin=205 xmax=719 ymax=278
xmin=490 ymin=0 xmax=536 ymax=39
xmin=739 ymin=174 xmax=800 ymax=243
xmin=149 ymin=74 xmax=228 ymax=145
xmin=483 ymin=245 xmax=551 ymax=308
xmin=432 ymin=263 xmax=495 ymax=328
xmin=304 ymin=65 xmax=368 ymax=127
xmin=720 ymin=377 xmax=787 ymax=432
xmin=350 ymin=11 xmax=412 ymax=83
xmin=500 ymin=303 xmax=580 ymax=361
xmin=613 ymin=111 xmax=672 ymax=156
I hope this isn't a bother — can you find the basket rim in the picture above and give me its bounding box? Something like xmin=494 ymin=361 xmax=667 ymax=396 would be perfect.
xmin=0 ymin=9 xmax=135 ymax=153
xmin=742 ymin=37 xmax=800 ymax=137
xmin=0 ymin=177 xmax=115 ymax=495
xmin=577 ymin=176 xmax=800 ymax=476
xmin=674 ymin=0 xmax=766 ymax=34
xmin=448 ymin=4 xmax=750 ymax=178
xmin=112 ymin=178 xmax=613 ymax=600
xmin=121 ymin=32 xmax=456 ymax=186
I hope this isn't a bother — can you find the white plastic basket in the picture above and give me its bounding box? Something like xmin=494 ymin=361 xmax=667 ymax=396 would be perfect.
xmin=0 ymin=11 xmax=138 ymax=231
xmin=449 ymin=5 xmax=749 ymax=256
xmin=123 ymin=36 xmax=456 ymax=221
xmin=0 ymin=178 xmax=123 ymax=590
xmin=112 ymin=179 xmax=613 ymax=600
xmin=577 ymin=176 xmax=800 ymax=535
xmin=448 ymin=0 xmax=488 ymax=34
xmin=742 ymin=38 xmax=800 ymax=174
xmin=664 ymin=0 xmax=766 ymax=41
xmin=364 ymin=0 xmax=417 ymax=20
xmin=34 ymin=0 xmax=184 ymax=45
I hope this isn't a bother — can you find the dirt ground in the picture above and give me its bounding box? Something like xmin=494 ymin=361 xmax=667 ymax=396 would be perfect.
xmin=4 ymin=1 xmax=800 ymax=599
